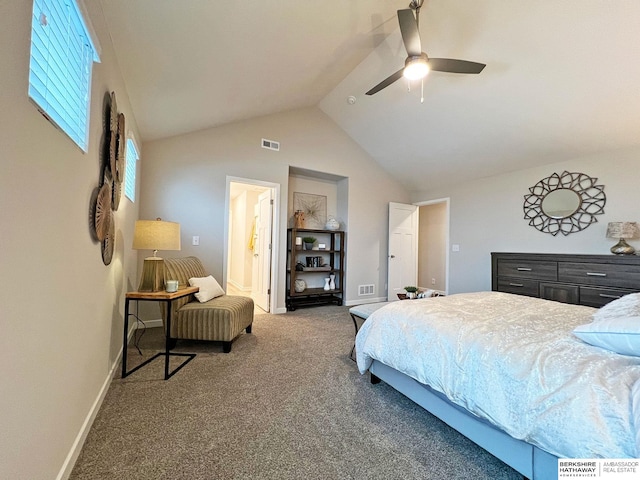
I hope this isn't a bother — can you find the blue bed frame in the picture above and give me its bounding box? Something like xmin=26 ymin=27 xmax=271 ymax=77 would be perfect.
xmin=369 ymin=360 xmax=559 ymax=480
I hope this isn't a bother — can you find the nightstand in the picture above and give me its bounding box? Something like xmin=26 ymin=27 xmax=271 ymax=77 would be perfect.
xmin=121 ymin=287 xmax=198 ymax=380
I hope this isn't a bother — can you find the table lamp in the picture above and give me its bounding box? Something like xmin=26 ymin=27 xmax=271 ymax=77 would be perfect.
xmin=133 ymin=218 xmax=181 ymax=291
xmin=606 ymin=222 xmax=638 ymax=255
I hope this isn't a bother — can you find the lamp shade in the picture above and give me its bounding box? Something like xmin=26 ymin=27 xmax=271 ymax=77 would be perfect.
xmin=606 ymin=222 xmax=638 ymax=239
xmin=133 ymin=219 xmax=181 ymax=255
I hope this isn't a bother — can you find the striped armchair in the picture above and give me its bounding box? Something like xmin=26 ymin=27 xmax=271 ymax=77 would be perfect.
xmin=162 ymin=256 xmax=254 ymax=353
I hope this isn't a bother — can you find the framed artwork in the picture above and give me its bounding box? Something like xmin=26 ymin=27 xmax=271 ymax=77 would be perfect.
xmin=293 ymin=192 xmax=327 ymax=229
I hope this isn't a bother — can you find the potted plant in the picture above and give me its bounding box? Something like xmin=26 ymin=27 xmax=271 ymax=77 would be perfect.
xmin=404 ymin=286 xmax=419 ymax=299
xmin=302 ymin=236 xmax=316 ymax=250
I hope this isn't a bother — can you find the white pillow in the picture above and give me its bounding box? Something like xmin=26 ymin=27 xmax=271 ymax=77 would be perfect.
xmin=593 ymin=293 xmax=640 ymax=322
xmin=188 ymin=275 xmax=225 ymax=303
xmin=573 ymin=316 xmax=640 ymax=356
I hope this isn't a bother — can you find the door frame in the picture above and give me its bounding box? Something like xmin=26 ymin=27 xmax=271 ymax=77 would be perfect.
xmin=415 ymin=197 xmax=450 ymax=295
xmin=387 ymin=202 xmax=419 ymax=301
xmin=224 ymin=176 xmax=280 ymax=314
xmin=252 ymin=189 xmax=273 ymax=311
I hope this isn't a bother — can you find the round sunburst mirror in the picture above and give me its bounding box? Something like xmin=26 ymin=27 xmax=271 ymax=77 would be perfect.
xmin=523 ymin=171 xmax=606 ymax=236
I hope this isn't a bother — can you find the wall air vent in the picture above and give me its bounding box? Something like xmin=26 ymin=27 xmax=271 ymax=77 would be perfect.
xmin=261 ymin=138 xmax=280 ymax=151
xmin=358 ymin=284 xmax=375 ymax=296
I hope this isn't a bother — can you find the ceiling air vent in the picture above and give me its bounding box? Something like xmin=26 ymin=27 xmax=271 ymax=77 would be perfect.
xmin=261 ymin=138 xmax=280 ymax=151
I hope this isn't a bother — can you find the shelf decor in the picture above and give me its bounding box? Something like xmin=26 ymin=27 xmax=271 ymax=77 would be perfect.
xmin=293 ymin=192 xmax=326 ymax=229
xmin=89 ymin=91 xmax=126 ymax=265
xmin=286 ymin=228 xmax=345 ymax=311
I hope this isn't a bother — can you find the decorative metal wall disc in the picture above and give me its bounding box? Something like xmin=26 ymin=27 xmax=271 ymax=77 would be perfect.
xmin=110 ymin=91 xmax=118 ymax=132
xmin=94 ymin=183 xmax=112 ymax=241
xmin=101 ymin=211 xmax=115 ymax=265
xmin=112 ymin=176 xmax=122 ymax=211
xmin=88 ymin=186 xmax=100 ymax=242
xmin=108 ymin=132 xmax=117 ymax=181
xmin=116 ymin=113 xmax=126 ymax=183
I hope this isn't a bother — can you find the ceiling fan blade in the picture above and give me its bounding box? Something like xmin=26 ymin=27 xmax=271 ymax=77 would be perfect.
xmin=365 ymin=69 xmax=404 ymax=95
xmin=397 ymin=9 xmax=422 ymax=57
xmin=428 ymin=58 xmax=486 ymax=74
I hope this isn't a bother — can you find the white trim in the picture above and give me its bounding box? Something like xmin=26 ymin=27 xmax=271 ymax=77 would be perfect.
xmin=224 ymin=176 xmax=281 ymax=315
xmin=227 ymin=278 xmax=251 ymax=292
xmin=77 ymin=0 xmax=102 ymax=59
xmin=56 ymin=371 xmax=112 ymax=479
xmin=56 ymin=322 xmax=137 ymax=480
xmin=56 ymin=316 xmax=171 ymax=478
xmin=139 ymin=318 xmax=163 ymax=329
xmin=126 ymin=130 xmax=141 ymax=157
xmin=124 ymin=136 xmax=139 ymax=202
xmin=345 ymin=296 xmax=388 ymax=306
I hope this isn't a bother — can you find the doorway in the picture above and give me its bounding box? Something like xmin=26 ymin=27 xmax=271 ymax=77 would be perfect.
xmin=225 ymin=178 xmax=279 ymax=314
xmin=387 ymin=199 xmax=449 ymax=300
xmin=417 ymin=199 xmax=449 ymax=294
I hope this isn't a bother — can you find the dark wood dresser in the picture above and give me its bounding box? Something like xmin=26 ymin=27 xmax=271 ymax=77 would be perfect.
xmin=491 ymin=252 xmax=640 ymax=307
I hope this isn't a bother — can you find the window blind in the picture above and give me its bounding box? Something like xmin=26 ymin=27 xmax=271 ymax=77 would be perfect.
xmin=29 ymin=0 xmax=99 ymax=151
xmin=125 ymin=138 xmax=139 ymax=202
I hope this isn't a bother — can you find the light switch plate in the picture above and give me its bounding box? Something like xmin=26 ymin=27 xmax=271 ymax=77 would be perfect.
xmin=192 ymin=236 xmax=200 ymax=246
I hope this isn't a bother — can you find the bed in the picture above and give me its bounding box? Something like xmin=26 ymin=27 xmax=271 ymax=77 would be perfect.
xmin=355 ymin=291 xmax=640 ymax=480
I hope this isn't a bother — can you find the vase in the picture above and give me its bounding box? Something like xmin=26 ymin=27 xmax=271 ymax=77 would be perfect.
xmin=294 ymin=210 xmax=305 ymax=229
xmin=329 ymin=273 xmax=335 ymax=290
xmin=323 ymin=278 xmax=331 ymax=291
xmin=325 ymin=216 xmax=340 ymax=231
xmin=304 ymin=242 xmax=314 ymax=250
xmin=294 ymin=279 xmax=306 ymax=293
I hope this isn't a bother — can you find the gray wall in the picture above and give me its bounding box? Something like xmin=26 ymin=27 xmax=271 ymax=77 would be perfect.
xmin=418 ymin=202 xmax=447 ymax=292
xmin=413 ymin=147 xmax=640 ymax=294
xmin=0 ymin=2 xmax=140 ymax=478
xmin=139 ymin=107 xmax=410 ymax=311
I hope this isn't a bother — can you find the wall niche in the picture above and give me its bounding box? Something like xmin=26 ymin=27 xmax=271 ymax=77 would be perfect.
xmin=288 ymin=167 xmax=348 ymax=232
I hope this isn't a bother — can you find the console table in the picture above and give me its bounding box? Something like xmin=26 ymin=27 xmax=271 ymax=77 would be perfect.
xmin=121 ymin=287 xmax=198 ymax=380
xmin=491 ymin=252 xmax=640 ymax=307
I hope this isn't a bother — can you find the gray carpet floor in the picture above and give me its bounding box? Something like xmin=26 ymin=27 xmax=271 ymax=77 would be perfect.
xmin=70 ymin=306 xmax=521 ymax=479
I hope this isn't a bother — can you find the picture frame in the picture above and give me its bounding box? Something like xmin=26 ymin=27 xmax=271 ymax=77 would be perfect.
xmin=293 ymin=192 xmax=327 ymax=229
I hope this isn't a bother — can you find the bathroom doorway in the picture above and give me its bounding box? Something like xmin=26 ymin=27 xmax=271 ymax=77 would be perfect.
xmin=225 ymin=178 xmax=279 ymax=314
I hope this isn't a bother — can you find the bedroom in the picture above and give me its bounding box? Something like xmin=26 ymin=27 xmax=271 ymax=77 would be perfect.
xmin=1 ymin=1 xmax=640 ymax=479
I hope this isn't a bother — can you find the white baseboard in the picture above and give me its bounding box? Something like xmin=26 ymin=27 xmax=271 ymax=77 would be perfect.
xmin=56 ymin=322 xmax=140 ymax=480
xmin=56 ymin=317 xmax=165 ymax=480
xmin=344 ymin=296 xmax=388 ymax=306
xmin=56 ymin=360 xmax=114 ymax=480
xmin=226 ymin=279 xmax=251 ymax=291
xmin=139 ymin=318 xmax=163 ymax=329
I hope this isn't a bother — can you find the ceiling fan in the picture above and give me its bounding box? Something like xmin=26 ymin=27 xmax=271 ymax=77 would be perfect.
xmin=366 ymin=0 xmax=485 ymax=96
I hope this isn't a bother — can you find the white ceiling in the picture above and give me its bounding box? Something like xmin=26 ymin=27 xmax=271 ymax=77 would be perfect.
xmin=100 ymin=0 xmax=640 ymax=192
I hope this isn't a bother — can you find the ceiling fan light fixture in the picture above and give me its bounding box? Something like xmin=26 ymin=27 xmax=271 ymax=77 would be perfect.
xmin=403 ymin=55 xmax=429 ymax=81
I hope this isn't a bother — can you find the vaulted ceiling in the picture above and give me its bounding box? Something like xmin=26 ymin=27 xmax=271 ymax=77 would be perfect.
xmin=100 ymin=0 xmax=640 ymax=191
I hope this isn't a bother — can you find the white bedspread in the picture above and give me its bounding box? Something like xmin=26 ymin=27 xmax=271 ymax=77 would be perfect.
xmin=356 ymin=291 xmax=640 ymax=458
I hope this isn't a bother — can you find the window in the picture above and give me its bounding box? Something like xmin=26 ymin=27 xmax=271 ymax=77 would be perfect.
xmin=124 ymin=138 xmax=139 ymax=202
xmin=28 ymin=0 xmax=100 ymax=151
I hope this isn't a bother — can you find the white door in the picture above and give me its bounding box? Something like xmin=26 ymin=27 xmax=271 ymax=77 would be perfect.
xmin=251 ymin=189 xmax=273 ymax=312
xmin=388 ymin=202 xmax=419 ymax=301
